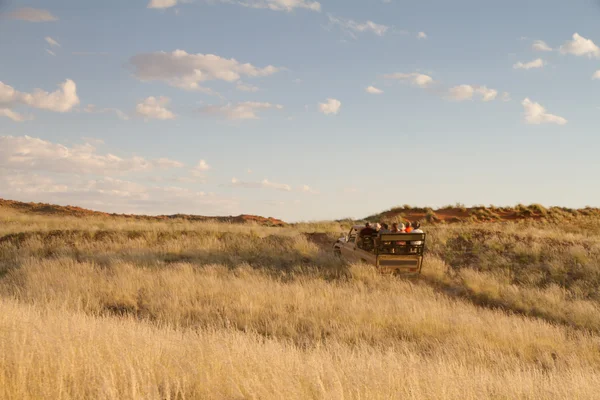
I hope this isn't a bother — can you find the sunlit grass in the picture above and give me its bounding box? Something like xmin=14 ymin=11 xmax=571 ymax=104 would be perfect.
xmin=3 ymin=210 xmax=600 ymax=398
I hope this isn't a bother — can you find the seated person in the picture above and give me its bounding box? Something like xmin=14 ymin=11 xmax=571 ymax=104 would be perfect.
xmin=378 ymin=223 xmax=390 ymax=234
xmin=411 ymin=221 xmax=424 ymax=246
xmin=358 ymin=223 xmax=377 ymax=250
xmin=390 ymin=223 xmax=404 ymax=233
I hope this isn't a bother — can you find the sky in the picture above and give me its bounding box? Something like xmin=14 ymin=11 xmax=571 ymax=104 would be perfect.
xmin=1 ymin=0 xmax=600 ymax=221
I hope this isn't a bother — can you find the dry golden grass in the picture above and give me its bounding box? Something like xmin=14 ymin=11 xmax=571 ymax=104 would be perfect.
xmin=2 ymin=210 xmax=600 ymax=398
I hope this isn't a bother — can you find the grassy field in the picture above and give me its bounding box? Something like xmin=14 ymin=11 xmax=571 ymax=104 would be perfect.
xmin=2 ymin=207 xmax=600 ymax=399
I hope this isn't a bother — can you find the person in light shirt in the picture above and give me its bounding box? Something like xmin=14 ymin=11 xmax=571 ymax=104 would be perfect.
xmin=411 ymin=221 xmax=424 ymax=245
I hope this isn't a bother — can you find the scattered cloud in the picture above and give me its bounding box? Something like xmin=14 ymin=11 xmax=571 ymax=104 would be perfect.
xmin=236 ymin=0 xmax=321 ymax=12
xmin=194 ymin=160 xmax=211 ymax=172
xmin=417 ymin=31 xmax=427 ymax=39
xmin=45 ymin=49 xmax=56 ymax=56
xmin=327 ymin=15 xmax=389 ymax=37
xmin=201 ymin=101 xmax=283 ymax=120
xmin=0 ymin=108 xmax=29 ymax=122
xmin=148 ymin=0 xmax=178 ymax=8
xmin=476 ymin=86 xmax=498 ymax=101
xmin=129 ymin=50 xmax=280 ymax=92
xmin=155 ymin=158 xmax=184 ymax=169
xmin=366 ymin=86 xmax=383 ymax=94
xmin=513 ymin=58 xmax=545 ymax=70
xmin=236 ymin=82 xmax=259 ymax=92
xmin=593 ymin=70 xmax=600 ymax=80
xmin=300 ymin=184 xmax=319 ymax=194
xmin=0 ymin=136 xmax=184 ymax=175
xmin=318 ymin=98 xmax=341 ymax=115
xmin=383 ymin=72 xmax=434 ymax=88
xmin=501 ymin=92 xmax=511 ymax=102
xmin=522 ymin=98 xmax=567 ymax=125
xmin=230 ymin=177 xmax=292 ymax=191
xmin=45 ymin=37 xmax=60 ymax=47
xmin=5 ymin=7 xmax=57 ymax=22
xmin=0 ymin=79 xmax=79 ymax=114
xmin=136 ymin=96 xmax=176 ymax=120
xmin=532 ymin=40 xmax=552 ymax=52
xmin=447 ymin=85 xmax=474 ymax=101
xmin=84 ymin=104 xmax=129 ymax=120
xmin=0 ymin=170 xmax=239 ymax=216
xmin=559 ymin=33 xmax=600 ymax=58
xmin=447 ymin=85 xmax=498 ymax=102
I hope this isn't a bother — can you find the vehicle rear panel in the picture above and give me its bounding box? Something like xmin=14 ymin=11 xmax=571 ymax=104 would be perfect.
xmin=377 ymin=254 xmax=422 ymax=275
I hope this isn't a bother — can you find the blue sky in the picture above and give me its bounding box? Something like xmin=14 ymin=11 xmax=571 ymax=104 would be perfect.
xmin=1 ymin=0 xmax=600 ymax=221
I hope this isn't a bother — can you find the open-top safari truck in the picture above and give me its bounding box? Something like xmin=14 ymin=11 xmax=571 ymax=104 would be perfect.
xmin=333 ymin=225 xmax=426 ymax=275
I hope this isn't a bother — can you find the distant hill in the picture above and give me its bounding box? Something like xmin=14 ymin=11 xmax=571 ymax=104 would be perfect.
xmin=0 ymin=198 xmax=287 ymax=227
xmin=364 ymin=204 xmax=600 ymax=224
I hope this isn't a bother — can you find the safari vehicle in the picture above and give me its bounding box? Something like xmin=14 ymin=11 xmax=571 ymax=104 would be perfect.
xmin=333 ymin=225 xmax=426 ymax=275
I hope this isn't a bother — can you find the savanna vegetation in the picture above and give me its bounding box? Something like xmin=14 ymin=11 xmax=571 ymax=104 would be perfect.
xmin=1 ymin=202 xmax=600 ymax=399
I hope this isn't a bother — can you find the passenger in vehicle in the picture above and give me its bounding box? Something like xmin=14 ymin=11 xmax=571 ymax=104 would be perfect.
xmin=411 ymin=221 xmax=423 ymax=245
xmin=359 ymin=222 xmax=376 ymax=236
xmin=391 ymin=222 xmax=404 ymax=233
xmin=358 ymin=222 xmax=377 ymax=250
xmin=379 ymin=223 xmax=390 ymax=234
xmin=405 ymin=221 xmax=413 ymax=233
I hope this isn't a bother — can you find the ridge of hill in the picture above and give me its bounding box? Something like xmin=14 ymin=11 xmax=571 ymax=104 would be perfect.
xmin=364 ymin=203 xmax=600 ymax=224
xmin=0 ymin=198 xmax=287 ymax=227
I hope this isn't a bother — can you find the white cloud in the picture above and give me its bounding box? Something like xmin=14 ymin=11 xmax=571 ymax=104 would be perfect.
xmin=447 ymin=84 xmax=474 ymax=101
xmin=300 ymin=184 xmax=319 ymax=194
xmin=417 ymin=31 xmax=427 ymax=39
xmin=0 ymin=136 xmax=183 ymax=175
xmin=328 ymin=15 xmax=389 ymax=37
xmin=366 ymin=86 xmax=383 ymax=94
xmin=45 ymin=37 xmax=60 ymax=47
xmin=201 ymin=101 xmax=283 ymax=120
xmin=0 ymin=170 xmax=239 ymax=216
xmin=45 ymin=49 xmax=56 ymax=56
xmin=129 ymin=50 xmax=280 ymax=91
xmin=136 ymin=96 xmax=176 ymax=120
xmin=84 ymin=104 xmax=129 ymax=120
xmin=194 ymin=160 xmax=211 ymax=171
xmin=190 ymin=159 xmax=211 ymax=179
xmin=0 ymin=79 xmax=79 ymax=113
xmin=559 ymin=33 xmax=600 ymax=58
xmin=447 ymin=85 xmax=498 ymax=102
xmin=383 ymin=72 xmax=434 ymax=88
xmin=236 ymin=82 xmax=259 ymax=92
xmin=230 ymin=177 xmax=292 ymax=191
xmin=6 ymin=7 xmax=57 ymax=22
xmin=148 ymin=0 xmax=178 ymax=8
xmin=522 ymin=98 xmax=567 ymax=125
xmin=0 ymin=108 xmax=28 ymax=122
xmin=501 ymin=92 xmax=511 ymax=102
xmin=318 ymin=98 xmax=341 ymax=115
xmin=477 ymin=86 xmax=498 ymax=102
xmin=155 ymin=158 xmax=184 ymax=169
xmin=532 ymin=40 xmax=552 ymax=52
xmin=593 ymin=70 xmax=600 ymax=80
xmin=513 ymin=58 xmax=545 ymax=70
xmin=236 ymin=0 xmax=321 ymax=12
